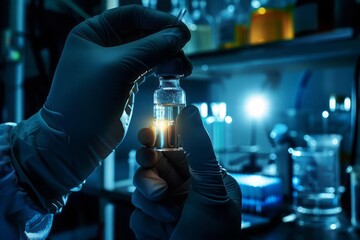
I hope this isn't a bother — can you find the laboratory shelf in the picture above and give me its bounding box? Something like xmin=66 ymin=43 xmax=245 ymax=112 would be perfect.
xmin=189 ymin=28 xmax=360 ymax=79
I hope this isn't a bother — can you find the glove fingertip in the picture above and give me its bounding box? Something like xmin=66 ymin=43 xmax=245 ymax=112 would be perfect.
xmin=165 ymin=26 xmax=191 ymax=49
xmin=137 ymin=127 xmax=156 ymax=147
xmin=177 ymin=105 xmax=203 ymax=131
xmin=136 ymin=147 xmax=158 ymax=168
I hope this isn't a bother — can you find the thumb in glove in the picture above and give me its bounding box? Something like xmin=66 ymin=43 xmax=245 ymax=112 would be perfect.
xmin=170 ymin=105 xmax=242 ymax=240
xmin=176 ymin=105 xmax=228 ymax=201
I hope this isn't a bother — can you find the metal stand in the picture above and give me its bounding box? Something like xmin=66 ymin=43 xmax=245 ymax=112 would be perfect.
xmin=1 ymin=0 xmax=26 ymax=122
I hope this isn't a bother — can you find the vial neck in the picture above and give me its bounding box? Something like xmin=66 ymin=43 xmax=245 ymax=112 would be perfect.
xmin=159 ymin=76 xmax=181 ymax=87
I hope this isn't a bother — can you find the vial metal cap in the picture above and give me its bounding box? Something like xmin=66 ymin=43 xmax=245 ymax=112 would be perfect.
xmin=155 ymin=58 xmax=185 ymax=77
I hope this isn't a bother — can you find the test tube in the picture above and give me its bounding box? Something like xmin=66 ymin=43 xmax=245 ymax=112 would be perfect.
xmin=175 ymin=8 xmax=187 ymax=25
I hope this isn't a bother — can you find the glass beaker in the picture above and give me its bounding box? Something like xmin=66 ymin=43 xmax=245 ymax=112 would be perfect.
xmin=304 ymin=134 xmax=342 ymax=151
xmin=305 ymin=134 xmax=343 ymax=185
xmin=350 ymin=165 xmax=360 ymax=230
xmin=290 ymin=147 xmax=343 ymax=229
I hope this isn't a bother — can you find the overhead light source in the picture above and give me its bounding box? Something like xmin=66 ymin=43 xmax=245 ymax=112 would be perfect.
xmin=245 ymin=95 xmax=269 ymax=119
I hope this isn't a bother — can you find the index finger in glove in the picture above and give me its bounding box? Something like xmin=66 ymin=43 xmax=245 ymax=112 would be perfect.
xmin=137 ymin=127 xmax=156 ymax=148
xmin=137 ymin=127 xmax=189 ymax=180
xmin=131 ymin=189 xmax=181 ymax=222
xmin=134 ymin=149 xmax=189 ymax=200
xmin=133 ymin=167 xmax=168 ymax=201
xmin=136 ymin=127 xmax=189 ymax=179
xmin=135 ymin=128 xmax=190 ymax=200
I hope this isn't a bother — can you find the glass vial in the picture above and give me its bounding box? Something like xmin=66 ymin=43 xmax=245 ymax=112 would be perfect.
xmin=154 ymin=58 xmax=186 ymax=151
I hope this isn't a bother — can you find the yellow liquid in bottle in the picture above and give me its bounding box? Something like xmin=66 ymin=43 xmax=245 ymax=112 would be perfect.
xmin=235 ymin=24 xmax=249 ymax=47
xmin=219 ymin=24 xmax=249 ymax=49
xmin=250 ymin=7 xmax=294 ymax=45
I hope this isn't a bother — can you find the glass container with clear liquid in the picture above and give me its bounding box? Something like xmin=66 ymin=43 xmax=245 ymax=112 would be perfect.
xmin=154 ymin=59 xmax=186 ymax=151
xmin=290 ymin=134 xmax=343 ymax=229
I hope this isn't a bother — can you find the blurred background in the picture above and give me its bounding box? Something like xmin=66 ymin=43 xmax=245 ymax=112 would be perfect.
xmin=1 ymin=0 xmax=360 ymax=239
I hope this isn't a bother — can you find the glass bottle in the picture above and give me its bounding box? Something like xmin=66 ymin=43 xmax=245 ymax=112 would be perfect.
xmin=149 ymin=0 xmax=157 ymax=9
xmin=249 ymin=0 xmax=294 ymax=45
xmin=170 ymin=0 xmax=193 ymax=26
xmin=217 ymin=0 xmax=250 ymax=49
xmin=187 ymin=0 xmax=216 ymax=53
xmin=170 ymin=0 xmax=196 ymax=54
xmin=153 ymin=58 xmax=186 ymax=151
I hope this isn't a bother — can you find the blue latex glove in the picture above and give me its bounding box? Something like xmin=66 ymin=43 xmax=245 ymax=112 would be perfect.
xmin=8 ymin=5 xmax=191 ymax=213
xmin=131 ymin=105 xmax=242 ymax=239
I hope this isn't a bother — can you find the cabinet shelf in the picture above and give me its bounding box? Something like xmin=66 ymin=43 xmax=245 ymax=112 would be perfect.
xmin=188 ymin=28 xmax=359 ymax=79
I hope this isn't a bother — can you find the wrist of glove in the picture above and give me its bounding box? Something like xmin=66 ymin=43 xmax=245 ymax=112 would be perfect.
xmin=130 ymin=105 xmax=242 ymax=240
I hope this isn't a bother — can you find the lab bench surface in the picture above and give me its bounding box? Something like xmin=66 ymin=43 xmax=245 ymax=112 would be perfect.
xmin=82 ymin=162 xmax=360 ymax=240
xmin=242 ymin=220 xmax=360 ymax=240
xmin=86 ymin=183 xmax=360 ymax=240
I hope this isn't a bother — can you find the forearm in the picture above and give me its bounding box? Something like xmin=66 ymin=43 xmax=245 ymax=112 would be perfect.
xmin=9 ymin=110 xmax=87 ymax=213
xmin=0 ymin=123 xmax=53 ymax=239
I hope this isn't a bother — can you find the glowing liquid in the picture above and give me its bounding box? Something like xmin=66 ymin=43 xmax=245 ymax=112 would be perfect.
xmin=153 ymin=104 xmax=185 ymax=150
xmin=250 ymin=7 xmax=294 ymax=45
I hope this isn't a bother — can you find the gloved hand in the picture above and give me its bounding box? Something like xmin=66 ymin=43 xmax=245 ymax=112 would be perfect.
xmin=130 ymin=105 xmax=242 ymax=240
xmin=9 ymin=5 xmax=191 ymax=212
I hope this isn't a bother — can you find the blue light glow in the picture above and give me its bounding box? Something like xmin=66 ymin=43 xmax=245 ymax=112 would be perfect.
xmin=245 ymin=95 xmax=269 ymax=119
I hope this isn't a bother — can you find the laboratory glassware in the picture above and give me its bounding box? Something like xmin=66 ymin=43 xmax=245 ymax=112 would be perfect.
xmin=250 ymin=0 xmax=294 ymax=45
xmin=186 ymin=0 xmax=215 ymax=54
xmin=350 ymin=165 xmax=360 ymax=230
xmin=290 ymin=144 xmax=343 ymax=229
xmin=153 ymin=58 xmax=186 ymax=151
xmin=217 ymin=0 xmax=250 ymax=49
xmin=170 ymin=0 xmax=196 ymax=54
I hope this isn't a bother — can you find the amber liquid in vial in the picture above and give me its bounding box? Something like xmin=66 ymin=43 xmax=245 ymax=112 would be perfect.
xmin=154 ymin=103 xmax=185 ymax=151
